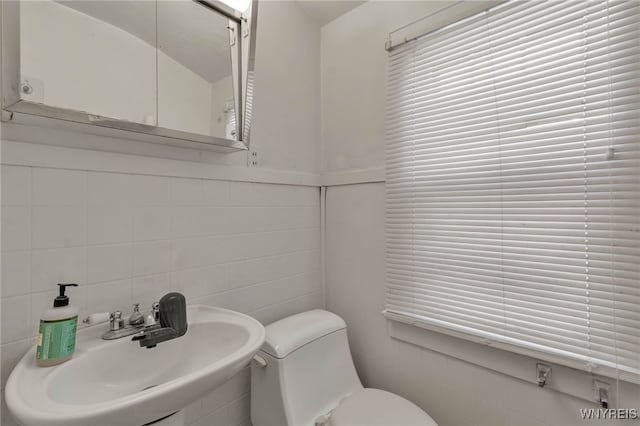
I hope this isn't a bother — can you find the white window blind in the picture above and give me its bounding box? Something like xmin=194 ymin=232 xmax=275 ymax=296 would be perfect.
xmin=385 ymin=0 xmax=640 ymax=381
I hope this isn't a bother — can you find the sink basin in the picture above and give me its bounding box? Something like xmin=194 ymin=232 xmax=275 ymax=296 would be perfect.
xmin=6 ymin=305 xmax=265 ymax=426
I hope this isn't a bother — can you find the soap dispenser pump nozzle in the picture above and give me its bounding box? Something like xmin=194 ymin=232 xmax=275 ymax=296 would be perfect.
xmin=54 ymin=283 xmax=78 ymax=307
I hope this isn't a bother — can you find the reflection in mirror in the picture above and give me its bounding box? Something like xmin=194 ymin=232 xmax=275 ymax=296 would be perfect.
xmin=18 ymin=0 xmax=238 ymax=141
xmin=157 ymin=0 xmax=235 ymax=139
xmin=20 ymin=0 xmax=158 ymax=125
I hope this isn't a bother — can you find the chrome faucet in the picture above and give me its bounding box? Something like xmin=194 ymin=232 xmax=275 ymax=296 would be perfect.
xmin=84 ymin=307 xmax=148 ymax=340
xmin=83 ymin=294 xmax=187 ymax=344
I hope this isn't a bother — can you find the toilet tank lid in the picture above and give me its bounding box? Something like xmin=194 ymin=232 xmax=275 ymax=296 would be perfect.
xmin=262 ymin=310 xmax=346 ymax=358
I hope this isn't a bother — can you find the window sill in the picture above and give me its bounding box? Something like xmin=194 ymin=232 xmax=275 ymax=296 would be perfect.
xmin=384 ymin=311 xmax=640 ymax=406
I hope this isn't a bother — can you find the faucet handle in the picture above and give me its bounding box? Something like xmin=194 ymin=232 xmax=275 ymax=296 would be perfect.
xmin=142 ymin=303 xmax=160 ymax=327
xmin=129 ymin=303 xmax=145 ymax=326
xmin=82 ymin=311 xmax=125 ymax=331
xmin=110 ymin=311 xmax=124 ymax=331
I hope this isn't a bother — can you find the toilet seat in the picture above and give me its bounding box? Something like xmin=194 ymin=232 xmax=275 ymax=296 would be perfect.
xmin=329 ymin=388 xmax=438 ymax=426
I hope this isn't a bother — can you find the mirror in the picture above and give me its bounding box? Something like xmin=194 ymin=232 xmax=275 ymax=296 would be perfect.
xmin=19 ymin=0 xmax=158 ymax=125
xmin=1 ymin=0 xmax=256 ymax=151
xmin=157 ymin=0 xmax=236 ymax=139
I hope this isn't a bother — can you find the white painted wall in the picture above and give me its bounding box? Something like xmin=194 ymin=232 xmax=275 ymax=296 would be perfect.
xmin=321 ymin=2 xmax=640 ymax=426
xmin=321 ymin=0 xmax=451 ymax=174
xmin=248 ymin=1 xmax=321 ymax=174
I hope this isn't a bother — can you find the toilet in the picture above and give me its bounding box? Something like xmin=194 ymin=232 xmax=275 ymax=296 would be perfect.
xmin=251 ymin=310 xmax=438 ymax=426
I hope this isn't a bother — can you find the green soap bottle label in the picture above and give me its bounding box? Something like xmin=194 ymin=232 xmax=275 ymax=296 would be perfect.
xmin=36 ymin=316 xmax=77 ymax=361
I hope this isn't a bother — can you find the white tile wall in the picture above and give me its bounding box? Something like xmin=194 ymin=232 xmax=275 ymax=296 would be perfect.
xmin=2 ymin=207 xmax=31 ymax=251
xmin=0 ymin=165 xmax=322 ymax=425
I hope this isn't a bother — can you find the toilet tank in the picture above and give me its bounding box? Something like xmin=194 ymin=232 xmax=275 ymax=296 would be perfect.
xmin=251 ymin=310 xmax=363 ymax=426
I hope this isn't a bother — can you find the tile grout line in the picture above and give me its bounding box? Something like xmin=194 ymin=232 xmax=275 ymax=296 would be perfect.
xmin=27 ymin=166 xmax=34 ymax=337
xmin=128 ymin=172 xmax=134 ymax=306
xmin=84 ymin=170 xmax=89 ymax=317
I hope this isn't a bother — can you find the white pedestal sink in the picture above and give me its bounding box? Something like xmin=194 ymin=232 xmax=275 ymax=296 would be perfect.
xmin=6 ymin=305 xmax=265 ymax=426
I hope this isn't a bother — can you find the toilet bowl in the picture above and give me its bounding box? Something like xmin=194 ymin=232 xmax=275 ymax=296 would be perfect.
xmin=251 ymin=310 xmax=437 ymax=426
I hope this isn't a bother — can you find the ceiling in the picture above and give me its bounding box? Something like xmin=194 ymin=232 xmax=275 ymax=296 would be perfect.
xmin=295 ymin=0 xmax=365 ymax=26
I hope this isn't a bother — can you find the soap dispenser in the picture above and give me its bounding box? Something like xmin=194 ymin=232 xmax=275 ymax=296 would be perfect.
xmin=36 ymin=283 xmax=79 ymax=366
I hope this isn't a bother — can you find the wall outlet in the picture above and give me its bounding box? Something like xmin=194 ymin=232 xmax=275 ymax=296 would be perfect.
xmin=248 ymin=145 xmax=260 ymax=167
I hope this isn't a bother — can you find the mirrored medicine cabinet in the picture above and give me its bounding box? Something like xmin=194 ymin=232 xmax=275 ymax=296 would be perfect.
xmin=0 ymin=0 xmax=257 ymax=152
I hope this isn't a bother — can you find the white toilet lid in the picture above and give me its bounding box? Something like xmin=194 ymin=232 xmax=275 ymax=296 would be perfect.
xmin=329 ymin=388 xmax=438 ymax=426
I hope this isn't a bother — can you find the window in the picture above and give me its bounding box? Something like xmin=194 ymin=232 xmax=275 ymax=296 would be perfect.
xmin=385 ymin=1 xmax=640 ymax=381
